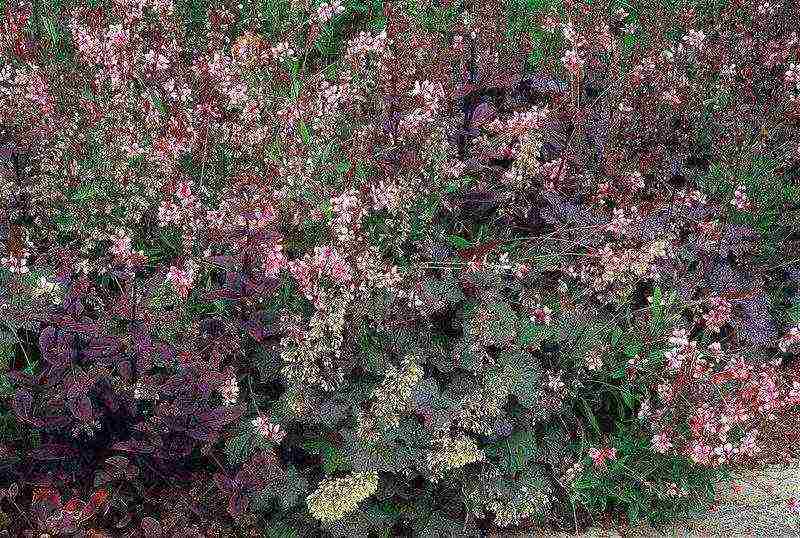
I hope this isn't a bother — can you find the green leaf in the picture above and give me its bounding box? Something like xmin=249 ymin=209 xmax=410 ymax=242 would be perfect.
xmin=337 ymin=160 xmax=351 ymax=175
xmin=298 ymin=120 xmax=310 ymax=144
xmin=321 ymin=443 xmax=349 ymax=473
xmin=268 ymin=465 xmax=308 ymax=510
xmin=446 ymin=234 xmax=471 ymax=250
xmin=620 ymin=388 xmax=635 ymax=410
xmin=610 ymin=365 xmax=627 ymax=379
xmin=580 ymin=398 xmax=601 ymax=435
xmin=152 ymin=94 xmax=167 ymax=115
xmin=71 ymin=183 xmax=99 ymax=202
xmin=610 ymin=327 xmax=623 ymax=346
xmin=519 ymin=321 xmax=548 ymax=346
xmin=42 ymin=17 xmax=60 ymax=46
xmin=649 ymin=285 xmax=663 ymax=333
xmin=498 ymin=429 xmax=539 ymax=473
xmin=623 ymin=338 xmax=642 ymax=358
xmin=267 ymin=522 xmax=299 ymax=538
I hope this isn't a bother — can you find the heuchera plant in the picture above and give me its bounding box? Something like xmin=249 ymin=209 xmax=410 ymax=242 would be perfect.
xmin=1 ymin=0 xmax=800 ymax=535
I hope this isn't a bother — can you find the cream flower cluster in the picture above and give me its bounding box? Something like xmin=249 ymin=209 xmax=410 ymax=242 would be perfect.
xmin=358 ymin=356 xmax=423 ymax=437
xmin=306 ymin=471 xmax=379 ymax=523
xmin=426 ymin=435 xmax=486 ymax=481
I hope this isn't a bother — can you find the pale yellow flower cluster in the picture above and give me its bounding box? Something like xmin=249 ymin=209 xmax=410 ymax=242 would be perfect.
xmin=306 ymin=471 xmax=379 ymax=523
xmin=490 ymin=488 xmax=549 ymax=528
xmin=426 ymin=435 xmax=486 ymax=481
xmin=358 ymin=356 xmax=423 ymax=438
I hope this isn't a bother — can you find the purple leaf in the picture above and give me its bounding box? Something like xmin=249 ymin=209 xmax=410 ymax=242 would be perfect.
xmin=12 ymin=389 xmax=32 ymax=417
xmin=30 ymin=444 xmax=78 ymax=461
xmin=39 ymin=326 xmax=57 ymax=352
xmin=117 ymin=360 xmax=132 ymax=381
xmin=228 ymin=491 xmax=250 ymax=517
xmin=69 ymin=396 xmax=93 ymax=421
xmin=470 ymin=101 xmax=496 ymax=128
xmin=112 ymin=440 xmax=156 ymax=454
xmin=200 ymin=406 xmax=244 ymax=429
xmin=203 ymin=288 xmax=241 ymax=301
xmin=245 ymin=320 xmax=265 ymax=342
xmin=141 ymin=516 xmax=162 ymax=538
xmin=4 ymin=369 xmax=39 ymax=387
xmin=186 ymin=424 xmax=215 ymax=442
xmin=213 ymin=472 xmax=236 ymax=493
xmin=161 ymin=434 xmax=193 ymax=458
xmin=40 ymin=415 xmax=71 ymax=429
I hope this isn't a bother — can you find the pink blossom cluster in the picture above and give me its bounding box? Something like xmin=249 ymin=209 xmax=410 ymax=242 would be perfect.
xmin=330 ymin=189 xmax=366 ymax=244
xmin=166 ymin=259 xmax=199 ymax=300
xmin=344 ymin=30 xmax=389 ymax=68
xmin=588 ymin=446 xmax=617 ymax=469
xmin=664 ymin=328 xmax=699 ymax=372
xmin=779 ymin=324 xmax=800 ymax=353
xmin=530 ymin=305 xmax=553 ymax=326
xmin=731 ymin=184 xmax=752 ymax=211
xmin=271 ymin=41 xmax=297 ymax=64
xmin=316 ymin=0 xmax=345 ymax=24
xmin=651 ymin=431 xmax=673 ymax=454
xmin=786 ymin=63 xmax=800 ymax=91
xmin=676 ymin=188 xmax=708 ymax=208
xmin=489 ymin=108 xmax=547 ymax=137
xmin=702 ymin=297 xmax=733 ymax=333
xmin=398 ymin=80 xmax=445 ymax=134
xmin=289 ymin=245 xmax=354 ymax=306
xmin=1 ymin=249 xmax=30 ymax=275
xmin=682 ymin=29 xmax=707 ymax=50
xmin=252 ymin=416 xmax=286 ymax=444
xmin=606 ymin=207 xmax=637 ymax=238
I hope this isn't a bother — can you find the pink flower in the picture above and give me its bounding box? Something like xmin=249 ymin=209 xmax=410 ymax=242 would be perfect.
xmin=682 ymin=29 xmax=706 ymax=49
xmin=713 ymin=443 xmax=737 ymax=464
xmin=530 ymin=305 xmax=553 ymax=326
xmin=703 ymin=297 xmax=732 ymax=333
xmin=651 ymin=432 xmax=673 ymax=454
xmin=542 ymin=15 xmax=559 ymax=33
xmin=589 ymin=447 xmax=617 ymax=468
xmin=788 ymin=497 xmax=800 ymax=515
xmin=731 ymin=184 xmax=751 ymax=210
xmin=779 ymin=324 xmax=800 ymax=353
xmin=689 ymin=440 xmax=712 ymax=465
xmin=588 ymin=447 xmax=606 ymax=467
xmin=739 ymin=429 xmax=761 ymax=458
xmin=252 ymin=416 xmax=286 ymax=444
xmin=561 ymin=49 xmax=584 ymax=75
xmin=786 ymin=63 xmax=800 ymax=86
xmin=110 ymin=230 xmax=133 ymax=258
xmin=669 ymin=328 xmax=690 ymax=347
xmin=166 ymin=259 xmax=198 ymax=299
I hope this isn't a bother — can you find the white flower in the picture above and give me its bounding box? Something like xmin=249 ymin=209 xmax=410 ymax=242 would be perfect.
xmin=668 ymin=328 xmax=690 ymax=348
xmin=731 ymin=184 xmax=751 ymax=210
xmin=218 ymin=376 xmax=239 ymax=405
xmin=682 ymin=29 xmax=706 ymax=49
xmin=546 ymin=372 xmax=566 ymax=392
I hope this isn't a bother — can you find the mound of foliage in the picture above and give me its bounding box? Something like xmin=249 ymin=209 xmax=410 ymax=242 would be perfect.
xmin=1 ymin=0 xmax=800 ymax=535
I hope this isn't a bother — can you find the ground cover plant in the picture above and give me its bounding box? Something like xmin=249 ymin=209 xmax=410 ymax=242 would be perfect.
xmin=1 ymin=0 xmax=800 ymax=535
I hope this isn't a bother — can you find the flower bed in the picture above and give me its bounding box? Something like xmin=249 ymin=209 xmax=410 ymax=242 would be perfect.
xmin=1 ymin=0 xmax=800 ymax=535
